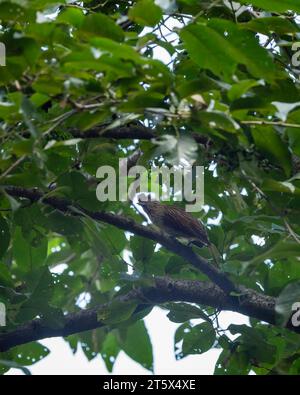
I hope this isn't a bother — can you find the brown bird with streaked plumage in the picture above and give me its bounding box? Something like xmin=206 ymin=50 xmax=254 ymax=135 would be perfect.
xmin=137 ymin=195 xmax=210 ymax=248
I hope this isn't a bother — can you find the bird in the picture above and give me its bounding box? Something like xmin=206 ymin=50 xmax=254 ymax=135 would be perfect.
xmin=137 ymin=194 xmax=210 ymax=248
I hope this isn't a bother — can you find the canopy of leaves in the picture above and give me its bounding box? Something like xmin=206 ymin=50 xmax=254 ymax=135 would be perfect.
xmin=1 ymin=0 xmax=300 ymax=375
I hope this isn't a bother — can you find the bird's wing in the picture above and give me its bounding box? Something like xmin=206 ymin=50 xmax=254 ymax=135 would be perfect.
xmin=162 ymin=206 xmax=209 ymax=243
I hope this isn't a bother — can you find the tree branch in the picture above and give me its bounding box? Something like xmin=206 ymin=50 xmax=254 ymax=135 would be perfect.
xmin=70 ymin=124 xmax=155 ymax=140
xmin=241 ymin=120 xmax=300 ymax=128
xmin=3 ymin=185 xmax=237 ymax=295
xmin=69 ymin=124 xmax=211 ymax=145
xmin=0 ymin=277 xmax=276 ymax=352
xmin=1 ymin=187 xmax=299 ymax=353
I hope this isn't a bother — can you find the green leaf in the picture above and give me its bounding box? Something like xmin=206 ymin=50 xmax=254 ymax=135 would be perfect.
xmin=41 ymin=307 xmax=65 ymax=329
xmin=0 ymin=359 xmax=31 ymax=375
xmin=13 ymin=227 xmax=48 ymax=272
xmin=180 ymin=19 xmax=276 ymax=82
xmin=243 ymin=240 xmax=300 ymax=273
xmin=131 ymin=236 xmax=154 ymax=265
xmin=101 ymin=226 xmax=127 ymax=255
xmin=20 ymin=95 xmax=39 ymax=138
xmin=243 ymin=17 xmax=299 ymax=35
xmin=16 ymin=267 xmax=55 ymax=322
xmin=128 ymin=0 xmax=162 ymax=27
xmin=57 ymin=7 xmax=85 ymax=28
xmin=175 ymin=322 xmax=216 ymax=359
xmin=180 ymin=23 xmax=237 ymax=80
xmin=120 ymin=320 xmax=153 ymax=371
xmin=252 ymin=127 xmax=292 ymax=176
xmin=120 ymin=91 xmax=166 ymax=112
xmin=0 ymin=3 xmax=35 ymax=23
xmin=101 ymin=332 xmax=120 ymax=372
xmin=80 ymin=13 xmax=124 ymax=42
xmin=196 ymin=111 xmax=239 ymax=133
xmin=165 ymin=302 xmax=211 ymax=323
xmin=228 ymin=324 xmax=277 ymax=364
xmin=287 ymin=128 xmax=300 ymax=157
xmin=79 ymin=330 xmax=102 ymax=361
xmin=290 ymin=358 xmax=300 ymax=374
xmin=276 ymin=281 xmax=300 ymax=326
xmin=228 ymin=79 xmax=263 ymax=101
xmin=152 ymin=135 xmax=198 ymax=166
xmin=18 ymin=0 xmax=67 ymax=9
xmin=214 ymin=348 xmax=250 ymax=375
xmin=12 ymin=342 xmax=50 ymax=366
xmin=267 ymin=261 xmax=300 ymax=294
xmin=287 ymin=110 xmax=300 ymax=156
xmin=0 ymin=263 xmax=14 ymax=287
xmin=208 ymin=19 xmax=277 ymax=82
xmin=98 ymin=300 xmax=138 ymax=325
xmin=262 ymin=178 xmax=300 ymax=195
xmin=90 ymin=37 xmax=143 ymax=64
xmin=0 ymin=215 xmax=10 ymax=259
xmin=239 ymin=0 xmax=300 ymax=13
xmin=183 ymin=322 xmax=216 ymax=356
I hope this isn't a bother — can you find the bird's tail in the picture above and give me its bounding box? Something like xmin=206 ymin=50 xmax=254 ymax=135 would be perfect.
xmin=208 ymin=243 xmax=221 ymax=267
xmin=191 ymin=239 xmax=208 ymax=249
xmin=191 ymin=240 xmax=220 ymax=267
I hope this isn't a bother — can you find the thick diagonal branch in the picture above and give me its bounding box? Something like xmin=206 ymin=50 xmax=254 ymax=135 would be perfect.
xmin=69 ymin=124 xmax=210 ymax=145
xmin=3 ymin=185 xmax=237 ymax=295
xmin=0 ymin=277 xmax=276 ymax=352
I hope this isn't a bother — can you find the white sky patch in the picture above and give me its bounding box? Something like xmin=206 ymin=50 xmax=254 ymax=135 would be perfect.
xmin=207 ymin=211 xmax=223 ymax=226
xmin=202 ymin=204 xmax=210 ymax=213
xmin=209 ymin=162 xmax=217 ymax=172
xmin=251 ymin=234 xmax=266 ymax=246
xmin=272 ymin=101 xmax=300 ymax=121
xmin=50 ymin=264 xmax=68 ymax=275
xmin=36 ymin=9 xmax=58 ymax=23
xmin=155 ymin=0 xmax=177 ymax=13
xmin=122 ymin=249 xmax=134 ymax=274
xmin=264 ymin=259 xmax=273 ymax=268
xmin=241 ymin=187 xmax=248 ymax=196
xmin=76 ymin=292 xmax=91 ymax=309
xmin=229 ymin=243 xmax=239 ymax=250
xmin=141 ymin=17 xmax=182 ymax=66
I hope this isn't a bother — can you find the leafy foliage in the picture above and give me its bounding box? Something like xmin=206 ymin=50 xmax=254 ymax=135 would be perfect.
xmin=0 ymin=0 xmax=300 ymax=375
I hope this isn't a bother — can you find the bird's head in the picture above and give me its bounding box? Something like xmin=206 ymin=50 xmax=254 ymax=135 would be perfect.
xmin=137 ymin=194 xmax=159 ymax=210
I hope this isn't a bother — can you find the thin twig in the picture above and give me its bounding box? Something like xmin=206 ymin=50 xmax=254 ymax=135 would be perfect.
xmin=0 ymin=155 xmax=26 ymax=180
xmin=283 ymin=218 xmax=300 ymax=245
xmin=229 ymin=0 xmax=237 ymax=23
xmin=43 ymin=110 xmax=77 ymax=136
xmin=241 ymin=120 xmax=300 ymax=128
xmin=242 ymin=172 xmax=300 ymax=244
